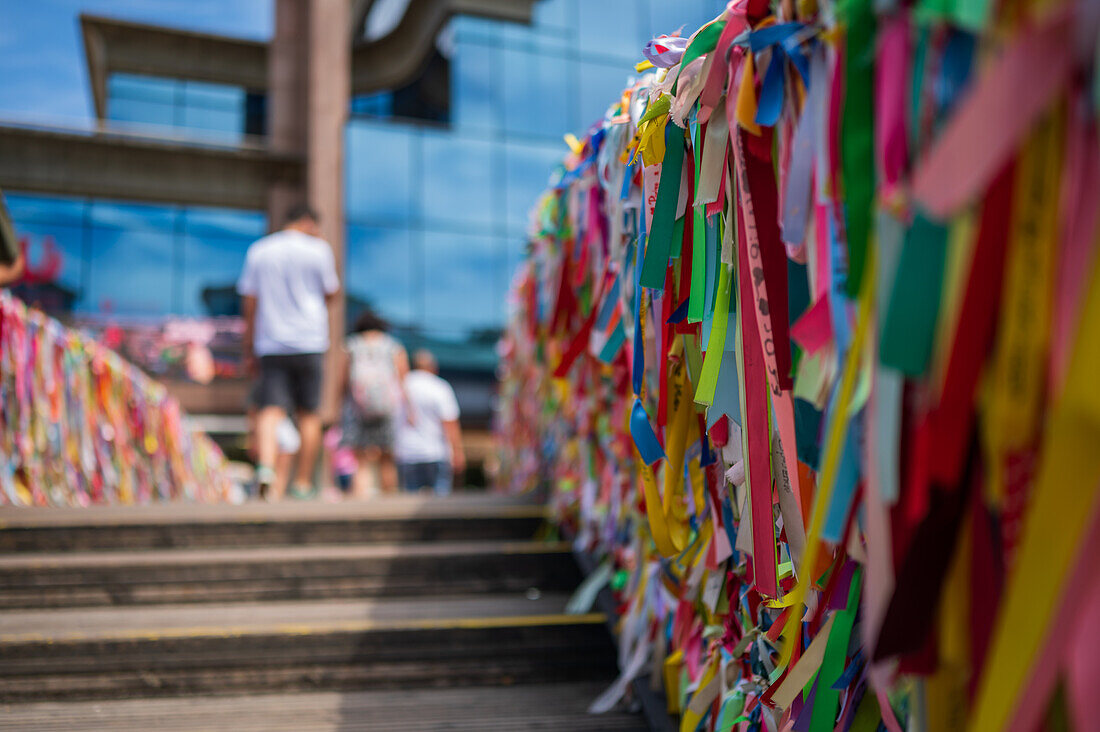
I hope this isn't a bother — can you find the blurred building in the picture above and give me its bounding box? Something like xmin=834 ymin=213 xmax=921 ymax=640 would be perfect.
xmin=0 ymin=0 xmax=726 ymax=432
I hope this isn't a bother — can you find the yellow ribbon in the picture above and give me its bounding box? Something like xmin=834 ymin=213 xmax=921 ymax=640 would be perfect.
xmin=968 ymin=147 xmax=1100 ymax=732
xmin=735 ymin=52 xmax=763 ymax=136
xmin=981 ymin=102 xmax=1064 ymax=505
xmin=640 ymin=454 xmax=678 ymax=558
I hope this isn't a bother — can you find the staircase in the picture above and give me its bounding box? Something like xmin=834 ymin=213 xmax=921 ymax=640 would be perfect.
xmin=0 ymin=495 xmax=644 ymax=731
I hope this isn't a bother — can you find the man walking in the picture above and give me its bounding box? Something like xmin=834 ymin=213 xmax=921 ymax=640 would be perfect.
xmin=238 ymin=204 xmax=339 ymax=499
xmin=395 ymin=350 xmax=465 ymax=495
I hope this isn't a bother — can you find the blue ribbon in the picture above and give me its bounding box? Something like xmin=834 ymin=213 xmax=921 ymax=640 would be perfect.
xmin=630 ymin=398 xmax=665 ymax=466
xmin=667 ymin=297 xmax=690 ymax=324
xmin=621 ymin=160 xmax=635 ymax=200
xmin=936 ymin=29 xmax=976 ymax=124
xmin=700 ymin=430 xmax=716 ymax=467
xmin=831 ymin=649 xmax=865 ymax=690
xmin=748 ymin=22 xmax=813 ymax=127
xmin=595 ymin=275 xmax=621 ymax=331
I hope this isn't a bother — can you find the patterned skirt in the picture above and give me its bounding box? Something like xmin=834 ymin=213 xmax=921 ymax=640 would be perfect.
xmin=339 ymin=400 xmax=395 ymax=451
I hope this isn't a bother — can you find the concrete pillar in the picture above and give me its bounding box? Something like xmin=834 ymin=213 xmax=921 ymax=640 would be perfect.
xmin=267 ymin=0 xmax=349 ymax=421
xmin=267 ymin=0 xmax=308 ymax=220
xmin=307 ymin=0 xmax=349 ymax=422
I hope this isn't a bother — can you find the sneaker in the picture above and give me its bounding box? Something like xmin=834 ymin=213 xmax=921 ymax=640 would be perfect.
xmin=289 ymin=482 xmax=319 ymax=500
xmin=255 ymin=465 xmax=276 ymax=500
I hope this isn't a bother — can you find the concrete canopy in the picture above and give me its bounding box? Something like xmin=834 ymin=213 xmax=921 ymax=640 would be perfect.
xmin=0 ymin=124 xmax=302 ymax=210
xmin=80 ymin=0 xmax=538 ymax=120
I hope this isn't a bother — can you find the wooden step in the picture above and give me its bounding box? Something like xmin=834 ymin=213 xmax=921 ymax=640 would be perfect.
xmin=0 ymin=495 xmax=547 ymax=552
xmin=0 ymin=594 xmax=617 ymax=702
xmin=0 ymin=682 xmax=647 ymax=731
xmin=0 ymin=541 xmax=579 ymax=608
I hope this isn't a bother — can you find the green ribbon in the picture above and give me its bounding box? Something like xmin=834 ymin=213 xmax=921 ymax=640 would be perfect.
xmin=918 ymin=0 xmax=992 ymax=32
xmin=809 ymin=566 xmax=863 ymax=732
xmin=640 ymin=123 xmax=686 ymax=289
xmin=879 ymin=214 xmax=948 ymax=375
xmin=671 ymin=217 xmax=685 ymax=260
xmin=689 ymin=124 xmax=707 ymax=322
xmin=841 ymin=0 xmax=876 ymax=297
xmin=695 ymin=264 xmax=732 ymax=406
xmin=672 ymin=19 xmax=728 ymax=94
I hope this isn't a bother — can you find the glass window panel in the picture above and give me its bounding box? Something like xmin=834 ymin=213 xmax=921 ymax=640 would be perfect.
xmin=578 ymin=0 xmax=644 ymax=59
xmin=85 ymin=227 xmax=174 ymax=316
xmin=88 ymin=200 xmax=178 ymax=233
xmin=646 ymin=1 xmax=727 ymax=40
xmin=504 ymin=140 xmax=564 ymax=231
xmin=346 ymin=225 xmax=415 ymax=326
xmin=181 ymin=105 xmax=244 ymax=141
xmin=500 ymin=46 xmax=570 ymax=139
xmin=449 ymin=16 xmax=501 ymax=45
xmin=451 ymin=40 xmax=498 ymax=133
xmin=422 ymin=230 xmax=505 ymax=331
xmin=109 ymin=96 xmax=176 ymax=130
xmin=351 ymin=92 xmax=394 ymax=118
xmin=8 ymin=220 xmax=87 ymax=312
xmin=494 ymin=21 xmax=570 ymax=54
xmin=108 ymin=73 xmax=177 ymax=104
xmin=182 ymin=207 xmax=266 ymax=240
xmin=3 ymin=193 xmax=86 ymax=227
xmin=533 ymin=0 xmax=576 ymax=30
xmin=180 ymin=234 xmax=251 ymax=316
xmin=346 ymin=121 xmax=414 ymax=224
xmin=421 ymin=131 xmax=495 ymax=228
xmin=182 ymin=80 xmax=245 ymax=110
xmin=577 ymin=60 xmax=634 ymax=130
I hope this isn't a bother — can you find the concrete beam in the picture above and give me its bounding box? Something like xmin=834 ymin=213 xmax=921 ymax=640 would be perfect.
xmin=350 ymin=0 xmax=378 ymax=43
xmin=80 ymin=0 xmax=537 ymax=116
xmin=80 ymin=14 xmax=268 ymax=119
xmin=0 ymin=125 xmax=303 ymax=210
xmin=350 ymin=0 xmax=537 ymax=94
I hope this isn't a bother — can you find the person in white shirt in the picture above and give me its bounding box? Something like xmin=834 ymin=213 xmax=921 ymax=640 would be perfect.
xmin=237 ymin=203 xmax=340 ymax=500
xmin=395 ymin=350 xmax=465 ymax=495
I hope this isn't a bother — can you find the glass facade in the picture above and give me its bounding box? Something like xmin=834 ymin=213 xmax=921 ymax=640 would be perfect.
xmin=7 ymin=0 xmax=727 ymax=360
xmin=5 ymin=193 xmax=265 ymax=318
xmin=345 ymin=0 xmax=728 ymax=347
xmin=107 ymin=73 xmax=265 ymax=143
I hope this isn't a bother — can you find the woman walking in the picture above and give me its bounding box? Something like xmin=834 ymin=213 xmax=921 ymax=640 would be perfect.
xmin=341 ymin=311 xmax=409 ymax=497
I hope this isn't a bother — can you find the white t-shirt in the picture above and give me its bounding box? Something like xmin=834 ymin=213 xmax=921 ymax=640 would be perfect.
xmin=237 ymin=229 xmax=340 ymax=356
xmin=395 ymin=370 xmax=460 ymax=464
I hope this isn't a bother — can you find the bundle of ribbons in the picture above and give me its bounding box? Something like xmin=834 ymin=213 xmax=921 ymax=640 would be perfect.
xmin=496 ymin=0 xmax=1100 ymax=729
xmin=0 ymin=292 xmax=233 ymax=506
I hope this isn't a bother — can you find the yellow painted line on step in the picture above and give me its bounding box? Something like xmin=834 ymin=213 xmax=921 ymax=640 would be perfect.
xmin=0 ymin=506 xmax=551 ymax=530
xmin=498 ymin=541 xmax=571 ymax=553
xmin=0 ymin=613 xmax=607 ymax=644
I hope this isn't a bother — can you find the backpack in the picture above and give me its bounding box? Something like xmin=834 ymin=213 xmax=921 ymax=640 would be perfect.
xmin=347 ymin=333 xmax=400 ymax=418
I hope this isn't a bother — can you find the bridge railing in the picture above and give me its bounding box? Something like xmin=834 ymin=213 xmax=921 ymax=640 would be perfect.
xmin=0 ymin=292 xmax=232 ymax=506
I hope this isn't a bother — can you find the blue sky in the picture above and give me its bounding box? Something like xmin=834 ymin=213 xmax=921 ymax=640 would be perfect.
xmin=0 ymin=1 xmax=271 ymax=123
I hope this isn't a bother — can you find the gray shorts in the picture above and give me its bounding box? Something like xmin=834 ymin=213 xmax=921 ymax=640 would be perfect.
xmin=256 ymin=353 xmax=324 ymax=413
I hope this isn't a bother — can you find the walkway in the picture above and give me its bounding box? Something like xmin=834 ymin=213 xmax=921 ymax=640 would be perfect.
xmin=0 ymin=494 xmax=645 ymax=731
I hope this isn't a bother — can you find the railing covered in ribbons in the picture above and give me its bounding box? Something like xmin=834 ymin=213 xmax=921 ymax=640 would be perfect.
xmin=497 ymin=0 xmax=1100 ymax=729
xmin=0 ymin=293 xmax=233 ymax=506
